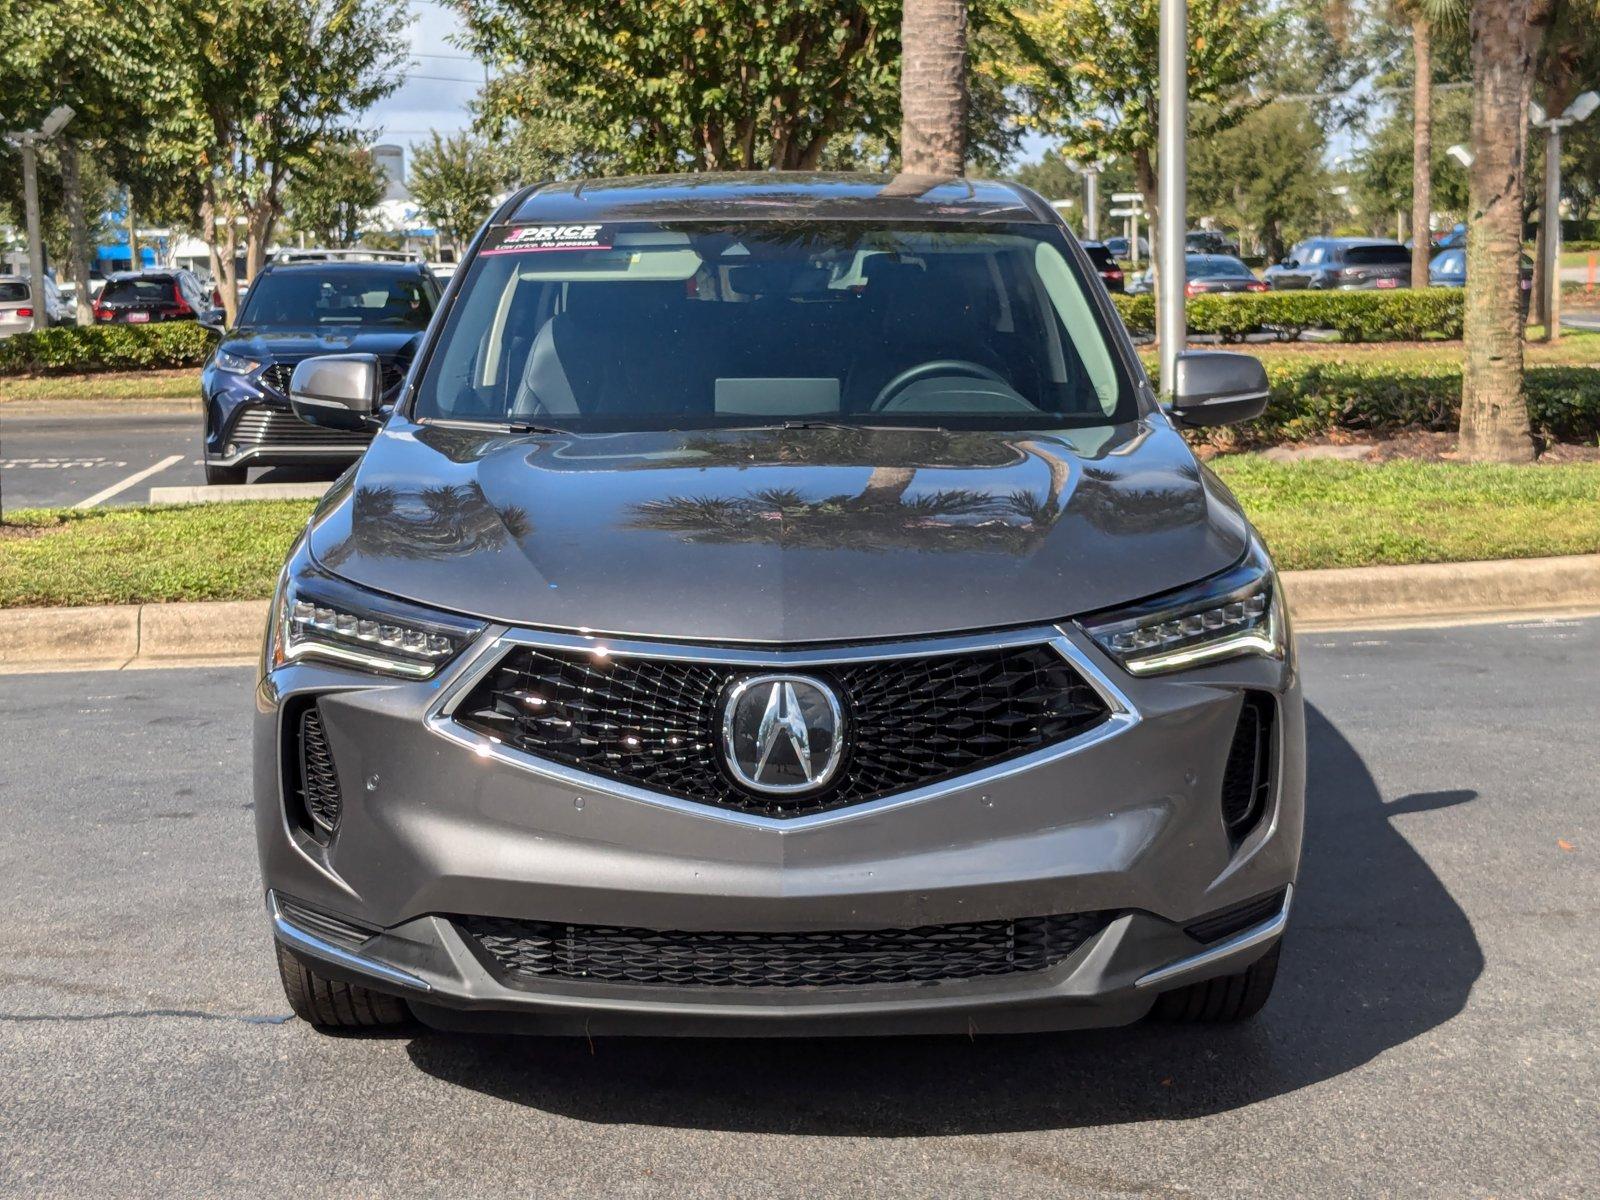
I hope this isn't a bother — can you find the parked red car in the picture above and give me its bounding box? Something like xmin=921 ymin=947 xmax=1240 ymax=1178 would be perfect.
xmin=93 ymin=269 xmax=211 ymax=324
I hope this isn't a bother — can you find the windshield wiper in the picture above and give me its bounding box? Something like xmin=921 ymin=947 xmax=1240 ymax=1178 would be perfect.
xmin=504 ymin=420 xmax=568 ymax=436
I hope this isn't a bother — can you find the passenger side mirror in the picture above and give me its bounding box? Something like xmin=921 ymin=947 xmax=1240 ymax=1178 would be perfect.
xmin=289 ymin=353 xmax=381 ymax=431
xmin=1280 ymin=258 xmax=1297 ymax=268
xmin=1168 ymin=350 xmax=1269 ymax=428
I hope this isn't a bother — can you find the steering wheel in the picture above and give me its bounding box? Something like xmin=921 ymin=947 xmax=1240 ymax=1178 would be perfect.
xmin=872 ymin=359 xmax=1007 ymax=411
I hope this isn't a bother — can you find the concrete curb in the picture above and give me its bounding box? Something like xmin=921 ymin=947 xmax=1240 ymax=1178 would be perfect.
xmin=2 ymin=555 xmax=1597 ymax=672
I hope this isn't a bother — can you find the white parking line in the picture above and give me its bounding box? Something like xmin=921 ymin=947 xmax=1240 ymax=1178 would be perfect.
xmin=72 ymin=454 xmax=186 ymax=510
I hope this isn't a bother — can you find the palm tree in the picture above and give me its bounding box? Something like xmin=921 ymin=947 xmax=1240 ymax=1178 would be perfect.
xmin=1404 ymin=0 xmax=1467 ymax=289
xmin=899 ymin=0 xmax=969 ymax=175
xmin=1458 ymin=0 xmax=1538 ymax=462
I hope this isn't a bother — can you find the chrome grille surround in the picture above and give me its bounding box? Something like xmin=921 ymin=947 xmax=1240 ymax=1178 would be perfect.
xmin=427 ymin=625 xmax=1139 ymax=829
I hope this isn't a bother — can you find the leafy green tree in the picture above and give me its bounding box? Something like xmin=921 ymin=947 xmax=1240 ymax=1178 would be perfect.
xmin=407 ymin=132 xmax=505 ymax=255
xmin=155 ymin=0 xmax=408 ymax=320
xmin=284 ymin=141 xmax=386 ymax=248
xmin=1189 ymin=102 xmax=1334 ymax=260
xmin=1352 ymin=87 xmax=1471 ymax=233
xmin=994 ymin=0 xmax=1269 ymax=227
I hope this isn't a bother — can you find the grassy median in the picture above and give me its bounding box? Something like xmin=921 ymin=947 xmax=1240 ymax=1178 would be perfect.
xmin=3 ymin=459 xmax=1599 ymax=607
xmin=0 ymin=369 xmax=197 ymax=403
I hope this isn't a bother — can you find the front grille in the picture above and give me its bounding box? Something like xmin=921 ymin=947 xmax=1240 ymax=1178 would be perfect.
xmin=461 ymin=911 xmax=1111 ymax=989
xmin=296 ymin=706 xmax=343 ymax=835
xmin=230 ymin=406 xmax=373 ymax=448
xmin=259 ymin=359 xmax=405 ymax=397
xmin=452 ymin=642 xmax=1112 ymax=818
xmin=1220 ymin=693 xmax=1275 ymax=841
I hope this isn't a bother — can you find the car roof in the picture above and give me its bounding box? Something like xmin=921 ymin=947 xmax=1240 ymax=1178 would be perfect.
xmin=260 ymin=260 xmax=428 ymax=275
xmin=505 ymin=172 xmax=1049 ymax=226
xmin=108 ymin=269 xmax=184 ymax=279
xmin=1189 ymin=254 xmax=1248 ymax=266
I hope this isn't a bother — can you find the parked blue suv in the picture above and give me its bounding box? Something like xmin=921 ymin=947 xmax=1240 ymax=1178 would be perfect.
xmin=200 ymin=255 xmax=440 ymax=484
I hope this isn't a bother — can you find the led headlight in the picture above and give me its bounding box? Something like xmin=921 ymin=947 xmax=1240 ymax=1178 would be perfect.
xmin=1078 ymin=541 xmax=1286 ymax=676
xmin=273 ymin=565 xmax=484 ymax=678
xmin=215 ymin=349 xmax=261 ymax=375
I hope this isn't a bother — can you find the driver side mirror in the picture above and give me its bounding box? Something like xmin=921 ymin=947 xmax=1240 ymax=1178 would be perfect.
xmin=289 ymin=354 xmax=381 ymax=431
xmin=1280 ymin=258 xmax=1297 ymax=269
xmin=199 ymin=308 xmax=227 ymax=334
xmin=1168 ymin=350 xmax=1269 ymax=428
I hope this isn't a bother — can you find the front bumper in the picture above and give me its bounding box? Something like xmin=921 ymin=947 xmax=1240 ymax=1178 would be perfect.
xmin=256 ymin=622 xmax=1305 ymax=1036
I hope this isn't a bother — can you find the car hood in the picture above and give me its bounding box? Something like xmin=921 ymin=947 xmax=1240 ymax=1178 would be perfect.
xmin=221 ymin=326 xmax=424 ymax=360
xmin=305 ymin=417 xmax=1252 ymax=644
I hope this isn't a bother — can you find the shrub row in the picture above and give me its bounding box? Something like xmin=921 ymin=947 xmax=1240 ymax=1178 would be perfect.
xmin=1111 ymin=288 xmax=1465 ymax=343
xmin=1190 ymin=357 xmax=1600 ymax=447
xmin=0 ymin=322 xmax=217 ymax=375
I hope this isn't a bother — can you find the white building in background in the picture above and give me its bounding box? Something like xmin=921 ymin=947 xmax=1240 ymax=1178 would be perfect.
xmin=373 ymin=144 xmax=408 ymax=201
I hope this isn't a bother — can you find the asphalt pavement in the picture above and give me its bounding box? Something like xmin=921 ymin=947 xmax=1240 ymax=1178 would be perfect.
xmin=1 ymin=617 xmax=1596 ymax=1197
xmin=0 ymin=405 xmax=342 ymax=510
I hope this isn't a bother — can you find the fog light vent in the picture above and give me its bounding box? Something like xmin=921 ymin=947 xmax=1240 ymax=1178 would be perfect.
xmin=285 ymin=702 xmax=343 ymax=839
xmin=1220 ymin=693 xmax=1274 ymax=842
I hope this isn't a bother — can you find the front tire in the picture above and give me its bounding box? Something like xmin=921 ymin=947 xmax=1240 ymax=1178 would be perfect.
xmin=204 ymin=462 xmax=248 ymax=486
xmin=275 ymin=942 xmax=409 ymax=1030
xmin=1151 ymin=940 xmax=1281 ymax=1024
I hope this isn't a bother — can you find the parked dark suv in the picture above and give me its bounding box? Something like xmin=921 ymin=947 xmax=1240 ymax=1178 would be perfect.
xmin=199 ymin=258 xmax=439 ymax=484
xmin=1262 ymin=238 xmax=1412 ymax=290
xmin=258 ymin=174 xmax=1303 ymax=1038
xmin=93 ymin=268 xmax=210 ymax=324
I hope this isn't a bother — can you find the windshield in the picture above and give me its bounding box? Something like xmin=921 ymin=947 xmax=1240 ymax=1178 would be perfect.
xmin=100 ymin=277 xmax=175 ymax=304
xmin=414 ymin=221 xmax=1134 ymax=431
xmin=1345 ymin=245 xmax=1409 ymax=266
xmin=1189 ymin=256 xmax=1251 ymax=277
xmin=239 ymin=269 xmax=433 ymax=329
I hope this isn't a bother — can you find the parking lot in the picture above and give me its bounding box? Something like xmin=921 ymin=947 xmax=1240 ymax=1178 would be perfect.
xmin=0 ymin=406 xmax=342 ymax=509
xmin=2 ymin=619 xmax=1595 ymax=1198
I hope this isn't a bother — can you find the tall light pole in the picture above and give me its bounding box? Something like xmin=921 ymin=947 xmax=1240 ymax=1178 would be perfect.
xmin=3 ymin=106 xmax=75 ymax=333
xmin=1082 ymin=164 xmax=1101 ymax=241
xmin=1157 ymin=0 xmax=1187 ymax=396
xmin=1530 ymin=91 xmax=1598 ymax=343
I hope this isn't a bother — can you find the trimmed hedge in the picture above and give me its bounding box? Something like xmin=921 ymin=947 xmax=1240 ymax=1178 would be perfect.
xmin=1111 ymin=288 xmax=1464 ymax=343
xmin=1186 ymin=356 xmax=1600 ymax=447
xmin=0 ymin=322 xmax=217 ymax=375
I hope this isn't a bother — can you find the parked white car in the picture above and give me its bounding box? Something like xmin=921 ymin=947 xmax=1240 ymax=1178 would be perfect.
xmin=0 ymin=274 xmax=73 ymax=333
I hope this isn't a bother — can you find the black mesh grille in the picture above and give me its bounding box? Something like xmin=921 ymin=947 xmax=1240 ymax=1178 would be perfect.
xmin=230 ymin=407 xmax=373 ymax=448
xmin=461 ymin=911 xmax=1111 ymax=989
xmin=1220 ymin=693 xmax=1275 ymax=840
xmin=297 ymin=706 xmax=342 ymax=835
xmin=452 ymin=643 xmax=1111 ymax=818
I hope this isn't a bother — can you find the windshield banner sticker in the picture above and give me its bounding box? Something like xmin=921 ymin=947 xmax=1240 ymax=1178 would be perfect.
xmin=484 ymin=224 xmax=611 ymax=255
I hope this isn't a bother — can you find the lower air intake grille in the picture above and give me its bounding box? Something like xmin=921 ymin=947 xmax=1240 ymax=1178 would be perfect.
xmin=230 ymin=406 xmax=373 ymax=448
xmin=1220 ymin=693 xmax=1275 ymax=841
xmin=297 ymin=706 xmax=342 ymax=835
xmin=451 ymin=642 xmax=1111 ymax=818
xmin=460 ymin=912 xmax=1111 ymax=989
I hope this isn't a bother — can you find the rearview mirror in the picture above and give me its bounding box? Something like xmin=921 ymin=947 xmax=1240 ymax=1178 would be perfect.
xmin=289 ymin=354 xmax=381 ymax=431
xmin=1168 ymin=350 xmax=1269 ymax=428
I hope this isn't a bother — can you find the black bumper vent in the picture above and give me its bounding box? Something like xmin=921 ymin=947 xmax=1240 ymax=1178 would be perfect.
xmin=1220 ymin=693 xmax=1275 ymax=842
xmin=295 ymin=705 xmax=342 ymax=836
xmin=1184 ymin=888 xmax=1288 ymax=944
xmin=460 ymin=912 xmax=1111 ymax=990
xmin=452 ymin=642 xmax=1111 ymax=818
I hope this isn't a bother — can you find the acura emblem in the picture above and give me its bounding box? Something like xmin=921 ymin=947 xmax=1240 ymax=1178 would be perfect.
xmin=721 ymin=674 xmax=844 ymax=794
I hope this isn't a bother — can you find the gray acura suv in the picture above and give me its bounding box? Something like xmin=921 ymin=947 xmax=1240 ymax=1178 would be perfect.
xmin=258 ymin=173 xmax=1303 ymax=1037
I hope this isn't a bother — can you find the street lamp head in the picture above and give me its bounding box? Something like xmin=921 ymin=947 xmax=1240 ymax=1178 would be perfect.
xmin=39 ymin=105 xmax=74 ymax=139
xmin=1565 ymin=91 xmax=1600 ymax=124
xmin=1529 ymin=100 xmax=1548 ymax=126
xmin=1447 ymin=144 xmax=1474 ymax=168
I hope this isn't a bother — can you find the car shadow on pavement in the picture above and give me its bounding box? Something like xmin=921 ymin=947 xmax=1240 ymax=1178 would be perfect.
xmin=404 ymin=704 xmax=1484 ymax=1134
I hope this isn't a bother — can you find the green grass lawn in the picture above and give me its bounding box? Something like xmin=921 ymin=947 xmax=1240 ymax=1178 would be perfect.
xmin=0 ymin=502 xmax=312 ymax=608
xmin=1211 ymin=458 xmax=1600 ymax=571
xmin=0 ymin=369 xmax=197 ymax=403
xmin=2 ymin=460 xmax=1598 ymax=607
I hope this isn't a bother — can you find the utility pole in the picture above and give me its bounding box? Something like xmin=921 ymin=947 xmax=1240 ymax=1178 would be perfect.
xmin=1157 ymin=0 xmax=1187 ymax=396
xmin=21 ymin=140 xmax=46 ymax=333
xmin=1531 ymin=93 xmax=1599 ymax=343
xmin=1083 ymin=166 xmax=1100 ymax=241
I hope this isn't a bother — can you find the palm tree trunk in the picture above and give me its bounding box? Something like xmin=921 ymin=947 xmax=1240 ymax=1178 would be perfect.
xmin=1459 ymin=0 xmax=1536 ymax=462
xmin=899 ymin=0 xmax=968 ymax=175
xmin=59 ymin=140 xmax=95 ymax=325
xmin=1410 ymin=15 xmax=1434 ymax=289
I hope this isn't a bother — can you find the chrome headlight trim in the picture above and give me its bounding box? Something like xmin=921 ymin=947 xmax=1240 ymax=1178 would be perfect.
xmin=215 ymin=349 xmax=261 ymax=375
